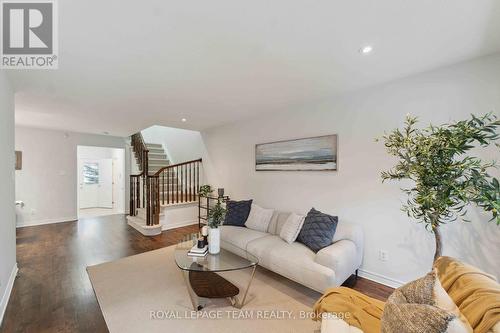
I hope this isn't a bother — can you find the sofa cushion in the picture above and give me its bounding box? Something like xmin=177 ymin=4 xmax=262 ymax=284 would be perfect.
xmin=220 ymin=240 xmax=253 ymax=260
xmin=246 ymin=235 xmax=336 ymax=292
xmin=245 ymin=204 xmax=274 ymax=232
xmin=267 ymin=211 xmax=291 ymax=235
xmin=279 ymin=213 xmax=305 ymax=244
xmin=219 ymin=225 xmax=269 ymax=251
xmin=297 ymin=208 xmax=338 ymax=252
xmin=223 ymin=199 xmax=252 ymax=227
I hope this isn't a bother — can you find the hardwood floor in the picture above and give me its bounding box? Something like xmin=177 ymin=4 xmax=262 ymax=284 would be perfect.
xmin=1 ymin=215 xmax=393 ymax=333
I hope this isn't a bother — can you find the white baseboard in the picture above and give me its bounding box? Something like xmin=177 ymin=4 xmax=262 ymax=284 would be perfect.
xmin=0 ymin=263 xmax=18 ymax=326
xmin=358 ymin=269 xmax=404 ymax=288
xmin=16 ymin=216 xmax=78 ymax=228
xmin=161 ymin=220 xmax=198 ymax=231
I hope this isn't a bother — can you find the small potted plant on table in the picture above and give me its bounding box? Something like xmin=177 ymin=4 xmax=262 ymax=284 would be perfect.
xmin=207 ymin=202 xmax=226 ymax=254
xmin=199 ymin=185 xmax=213 ymax=197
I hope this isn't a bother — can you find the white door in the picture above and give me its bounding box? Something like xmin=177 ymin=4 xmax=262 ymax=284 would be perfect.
xmin=112 ymin=158 xmax=124 ymax=213
xmin=79 ymin=160 xmax=99 ymax=209
xmin=98 ymin=159 xmax=113 ymax=208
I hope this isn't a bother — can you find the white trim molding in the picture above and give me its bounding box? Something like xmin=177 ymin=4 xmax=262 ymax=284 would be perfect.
xmin=0 ymin=263 xmax=18 ymax=325
xmin=16 ymin=216 xmax=78 ymax=228
xmin=358 ymin=269 xmax=404 ymax=289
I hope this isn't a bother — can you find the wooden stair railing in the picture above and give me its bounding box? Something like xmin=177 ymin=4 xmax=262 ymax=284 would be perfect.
xmin=147 ymin=158 xmax=203 ymax=225
xmin=131 ymin=132 xmax=149 ymax=174
xmin=130 ymin=131 xmax=202 ymax=228
xmin=129 ymin=132 xmax=149 ymax=222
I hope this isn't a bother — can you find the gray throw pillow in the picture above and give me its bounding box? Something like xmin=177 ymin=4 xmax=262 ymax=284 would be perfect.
xmin=296 ymin=208 xmax=338 ymax=252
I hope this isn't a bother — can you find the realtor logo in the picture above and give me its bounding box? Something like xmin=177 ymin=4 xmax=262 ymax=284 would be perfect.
xmin=1 ymin=0 xmax=58 ymax=69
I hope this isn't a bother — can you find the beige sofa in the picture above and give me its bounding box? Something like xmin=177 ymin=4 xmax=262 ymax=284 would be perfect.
xmin=219 ymin=211 xmax=364 ymax=293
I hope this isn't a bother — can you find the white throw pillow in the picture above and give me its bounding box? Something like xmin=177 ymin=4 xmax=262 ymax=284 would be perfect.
xmin=245 ymin=204 xmax=274 ymax=232
xmin=279 ymin=213 xmax=305 ymax=244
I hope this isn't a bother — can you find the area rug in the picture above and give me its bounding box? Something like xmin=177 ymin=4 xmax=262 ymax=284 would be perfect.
xmin=87 ymin=246 xmax=322 ymax=332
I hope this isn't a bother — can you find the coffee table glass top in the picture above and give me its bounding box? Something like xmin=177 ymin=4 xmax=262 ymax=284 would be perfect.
xmin=174 ymin=234 xmax=258 ymax=273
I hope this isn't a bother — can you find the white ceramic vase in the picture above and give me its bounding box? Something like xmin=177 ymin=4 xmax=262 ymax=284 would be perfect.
xmin=208 ymin=227 xmax=220 ymax=254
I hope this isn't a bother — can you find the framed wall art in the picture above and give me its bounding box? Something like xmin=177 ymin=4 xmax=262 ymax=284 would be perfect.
xmin=255 ymin=135 xmax=338 ymax=171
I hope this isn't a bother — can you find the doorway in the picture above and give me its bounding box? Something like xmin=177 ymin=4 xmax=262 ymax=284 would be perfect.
xmin=77 ymin=146 xmax=125 ymax=218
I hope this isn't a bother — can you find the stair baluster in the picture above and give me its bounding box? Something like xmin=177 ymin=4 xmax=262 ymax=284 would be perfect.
xmin=167 ymin=167 xmax=170 ymax=205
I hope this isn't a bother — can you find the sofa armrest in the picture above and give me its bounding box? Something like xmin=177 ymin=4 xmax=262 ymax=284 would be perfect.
xmin=333 ymin=223 xmax=364 ymax=254
xmin=315 ymin=240 xmax=360 ymax=285
xmin=321 ymin=316 xmax=363 ymax=333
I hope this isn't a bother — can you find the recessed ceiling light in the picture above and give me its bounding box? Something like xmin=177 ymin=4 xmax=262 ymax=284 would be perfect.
xmin=359 ymin=45 xmax=373 ymax=54
xmin=181 ymin=118 xmax=187 ymax=122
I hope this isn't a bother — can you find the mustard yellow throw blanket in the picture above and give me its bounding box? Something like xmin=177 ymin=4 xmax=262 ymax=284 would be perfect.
xmin=313 ymin=257 xmax=500 ymax=333
xmin=434 ymin=256 xmax=500 ymax=333
xmin=313 ymin=286 xmax=385 ymax=333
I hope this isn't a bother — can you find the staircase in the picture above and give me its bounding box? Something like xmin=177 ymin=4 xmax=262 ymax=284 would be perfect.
xmin=128 ymin=133 xmax=202 ymax=236
xmin=145 ymin=143 xmax=170 ymax=174
xmin=141 ymin=143 xmax=196 ymax=203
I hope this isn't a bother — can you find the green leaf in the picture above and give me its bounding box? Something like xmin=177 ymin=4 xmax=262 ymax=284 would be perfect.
xmin=378 ymin=113 xmax=500 ymax=229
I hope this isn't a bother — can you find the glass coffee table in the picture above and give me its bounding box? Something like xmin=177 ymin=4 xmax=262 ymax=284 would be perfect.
xmin=174 ymin=234 xmax=259 ymax=311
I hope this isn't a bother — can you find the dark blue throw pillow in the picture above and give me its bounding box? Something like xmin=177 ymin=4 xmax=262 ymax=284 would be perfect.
xmin=297 ymin=208 xmax=338 ymax=252
xmin=223 ymin=200 xmax=253 ymax=227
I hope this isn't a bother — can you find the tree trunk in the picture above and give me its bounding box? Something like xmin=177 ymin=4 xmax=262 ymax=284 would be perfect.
xmin=433 ymin=226 xmax=442 ymax=262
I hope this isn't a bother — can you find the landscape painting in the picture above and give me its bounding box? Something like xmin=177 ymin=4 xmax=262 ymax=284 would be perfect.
xmin=255 ymin=135 xmax=337 ymax=171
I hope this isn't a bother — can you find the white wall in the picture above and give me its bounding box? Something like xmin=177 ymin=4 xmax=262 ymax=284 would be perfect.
xmin=78 ymin=145 xmax=119 ymax=159
xmin=141 ymin=125 xmax=205 ymax=164
xmin=15 ymin=127 xmax=130 ymax=227
xmin=202 ymin=54 xmax=500 ymax=286
xmin=161 ymin=204 xmax=199 ymax=231
xmin=0 ymin=72 xmax=17 ymax=323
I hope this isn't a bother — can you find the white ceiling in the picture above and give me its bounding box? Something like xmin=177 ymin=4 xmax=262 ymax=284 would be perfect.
xmin=7 ymin=0 xmax=500 ymax=136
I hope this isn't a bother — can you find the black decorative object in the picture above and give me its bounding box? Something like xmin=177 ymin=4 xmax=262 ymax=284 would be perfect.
xmin=218 ymin=188 xmax=225 ymax=198
xmin=197 ymin=238 xmax=205 ymax=248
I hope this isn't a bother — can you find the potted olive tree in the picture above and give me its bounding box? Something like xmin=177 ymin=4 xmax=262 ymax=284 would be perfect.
xmin=380 ymin=113 xmax=499 ymax=262
xmin=207 ymin=202 xmax=226 ymax=254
